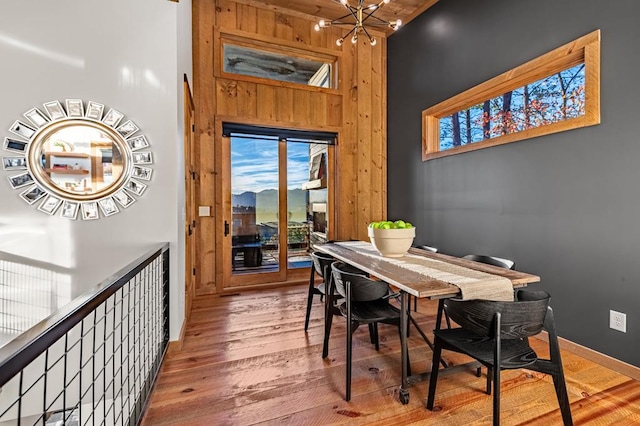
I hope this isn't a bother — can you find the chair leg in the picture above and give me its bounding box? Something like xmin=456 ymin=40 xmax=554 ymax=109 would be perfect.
xmin=492 ymin=313 xmax=502 ymax=426
xmin=552 ymin=371 xmax=573 ymax=426
xmin=346 ymin=323 xmax=353 ymax=401
xmin=322 ymin=306 xmax=333 ymax=358
xmin=486 ymin=367 xmax=492 ymax=394
xmin=492 ymin=365 xmax=500 ymax=426
xmin=426 ymin=338 xmax=442 ymax=410
xmin=368 ymin=323 xmax=375 ymax=344
xmin=345 ymin=282 xmax=353 ymax=401
xmin=304 ymin=269 xmax=316 ymax=332
xmin=546 ymin=308 xmax=574 ymax=426
xmin=373 ymin=323 xmax=380 ymax=350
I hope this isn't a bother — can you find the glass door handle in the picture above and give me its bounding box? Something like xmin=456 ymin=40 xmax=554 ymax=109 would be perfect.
xmin=224 ymin=221 xmax=230 ymax=236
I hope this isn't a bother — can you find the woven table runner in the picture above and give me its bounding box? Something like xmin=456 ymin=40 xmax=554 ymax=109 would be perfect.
xmin=335 ymin=241 xmax=514 ymax=301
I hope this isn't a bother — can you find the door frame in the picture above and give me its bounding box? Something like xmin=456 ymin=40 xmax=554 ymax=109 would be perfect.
xmin=215 ymin=117 xmax=338 ymax=292
xmin=183 ymin=75 xmax=197 ymax=320
xmin=221 ymin=134 xmax=287 ymax=287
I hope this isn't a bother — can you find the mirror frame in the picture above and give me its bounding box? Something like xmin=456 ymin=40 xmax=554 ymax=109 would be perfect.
xmin=2 ymin=99 xmax=153 ymax=220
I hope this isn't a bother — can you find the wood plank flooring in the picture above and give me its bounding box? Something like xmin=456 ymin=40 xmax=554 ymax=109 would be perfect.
xmin=142 ymin=284 xmax=640 ymax=425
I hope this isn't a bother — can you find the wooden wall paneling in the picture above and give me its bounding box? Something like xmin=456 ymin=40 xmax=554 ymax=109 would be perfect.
xmin=337 ymin=44 xmax=359 ymax=240
xmin=216 ymin=0 xmax=237 ymax=31
xmin=309 ymin=20 xmax=326 ymax=48
xmin=356 ymin=40 xmax=374 ymax=241
xmin=236 ymin=81 xmax=258 ymax=117
xmin=256 ymin=84 xmax=276 ymax=121
xmin=293 ymin=89 xmax=311 ymax=124
xmin=195 ymin=0 xmax=387 ymax=290
xmin=326 ymin=93 xmax=342 ymax=128
xmin=217 ymin=79 xmax=238 ymax=117
xmin=371 ymin=37 xmax=387 ymax=226
xmin=274 ymin=87 xmax=294 ymax=122
xmin=194 ymin=0 xmax=217 ymax=295
xmin=309 ymin=91 xmax=327 ymax=126
xmin=291 ymin=15 xmax=311 ymax=45
xmin=256 ymin=8 xmax=276 ymax=37
xmin=237 ymin=3 xmax=258 ymax=32
xmin=275 ymin=12 xmax=294 ymax=40
xmin=379 ymin=38 xmax=388 ymax=221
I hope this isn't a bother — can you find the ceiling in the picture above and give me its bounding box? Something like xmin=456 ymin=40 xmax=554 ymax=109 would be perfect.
xmin=251 ymin=0 xmax=439 ymax=35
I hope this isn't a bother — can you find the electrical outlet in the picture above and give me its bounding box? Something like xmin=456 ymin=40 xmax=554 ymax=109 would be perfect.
xmin=610 ymin=310 xmax=627 ymax=333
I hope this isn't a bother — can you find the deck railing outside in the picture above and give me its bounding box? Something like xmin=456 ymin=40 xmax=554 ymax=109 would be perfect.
xmin=0 ymin=243 xmax=170 ymax=425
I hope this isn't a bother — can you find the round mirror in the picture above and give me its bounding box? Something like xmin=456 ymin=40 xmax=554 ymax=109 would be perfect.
xmin=2 ymin=99 xmax=153 ymax=220
xmin=28 ymin=120 xmax=130 ymax=201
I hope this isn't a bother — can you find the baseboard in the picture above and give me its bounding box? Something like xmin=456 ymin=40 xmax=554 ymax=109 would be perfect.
xmin=166 ymin=321 xmax=186 ymax=354
xmin=535 ymin=332 xmax=640 ymax=381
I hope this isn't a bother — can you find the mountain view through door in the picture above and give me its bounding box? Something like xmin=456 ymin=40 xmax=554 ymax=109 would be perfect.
xmin=230 ymin=133 xmax=329 ymax=277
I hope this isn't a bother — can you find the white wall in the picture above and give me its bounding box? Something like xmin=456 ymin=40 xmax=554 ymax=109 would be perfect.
xmin=0 ymin=0 xmax=191 ymax=340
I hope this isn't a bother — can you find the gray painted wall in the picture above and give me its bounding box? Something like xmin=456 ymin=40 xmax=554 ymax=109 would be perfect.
xmin=388 ymin=0 xmax=640 ymax=366
xmin=0 ymin=0 xmax=192 ymax=341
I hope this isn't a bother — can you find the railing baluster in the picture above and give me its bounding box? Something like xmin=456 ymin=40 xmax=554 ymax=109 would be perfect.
xmin=0 ymin=243 xmax=169 ymax=425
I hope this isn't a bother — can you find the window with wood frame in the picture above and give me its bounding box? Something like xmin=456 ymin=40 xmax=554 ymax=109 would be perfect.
xmin=219 ymin=34 xmax=336 ymax=89
xmin=422 ymin=30 xmax=600 ymax=161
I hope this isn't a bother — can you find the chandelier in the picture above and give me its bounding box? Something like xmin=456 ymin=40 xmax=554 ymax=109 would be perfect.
xmin=314 ymin=0 xmax=402 ymax=47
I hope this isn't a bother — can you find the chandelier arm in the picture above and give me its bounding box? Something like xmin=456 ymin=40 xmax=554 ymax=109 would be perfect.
xmin=362 ymin=9 xmax=392 ymax=26
xmin=341 ymin=25 xmax=358 ymax=40
xmin=341 ymin=3 xmax=359 ymax=21
xmin=360 ymin=25 xmax=376 ymax=43
xmin=328 ymin=11 xmax=360 ymax=25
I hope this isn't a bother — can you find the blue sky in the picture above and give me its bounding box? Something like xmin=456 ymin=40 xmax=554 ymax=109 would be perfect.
xmin=231 ymin=137 xmax=310 ymax=194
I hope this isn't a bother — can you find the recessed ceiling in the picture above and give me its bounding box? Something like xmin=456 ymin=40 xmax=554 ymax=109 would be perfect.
xmin=250 ymin=0 xmax=439 ymax=35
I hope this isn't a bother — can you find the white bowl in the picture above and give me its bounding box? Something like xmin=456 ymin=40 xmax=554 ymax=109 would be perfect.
xmin=368 ymin=227 xmax=416 ymax=257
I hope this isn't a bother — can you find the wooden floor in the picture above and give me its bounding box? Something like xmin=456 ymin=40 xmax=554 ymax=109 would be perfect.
xmin=142 ymin=285 xmax=640 ymax=425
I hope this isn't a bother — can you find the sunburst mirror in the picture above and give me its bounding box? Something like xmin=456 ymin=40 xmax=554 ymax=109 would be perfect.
xmin=2 ymin=99 xmax=153 ymax=220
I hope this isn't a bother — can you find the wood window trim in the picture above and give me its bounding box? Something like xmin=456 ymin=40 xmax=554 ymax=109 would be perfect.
xmin=216 ymin=30 xmax=341 ymax=94
xmin=422 ymin=29 xmax=601 ymax=161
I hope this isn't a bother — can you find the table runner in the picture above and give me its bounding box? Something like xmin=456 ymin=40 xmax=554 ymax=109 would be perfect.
xmin=335 ymin=241 xmax=514 ymax=301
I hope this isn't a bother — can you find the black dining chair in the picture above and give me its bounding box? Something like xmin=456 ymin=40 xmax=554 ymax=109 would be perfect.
xmin=305 ymin=251 xmax=335 ymax=332
xmin=325 ymin=261 xmax=409 ymax=401
xmin=426 ymin=289 xmax=573 ymax=426
xmin=463 ymin=254 xmax=515 ymax=270
xmin=443 ymin=254 xmax=516 ymax=381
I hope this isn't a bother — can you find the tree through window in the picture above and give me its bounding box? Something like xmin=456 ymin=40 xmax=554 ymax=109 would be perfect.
xmin=422 ymin=30 xmax=600 ymax=160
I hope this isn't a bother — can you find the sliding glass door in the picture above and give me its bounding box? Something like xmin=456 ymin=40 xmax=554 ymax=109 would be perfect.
xmin=221 ymin=127 xmax=333 ymax=288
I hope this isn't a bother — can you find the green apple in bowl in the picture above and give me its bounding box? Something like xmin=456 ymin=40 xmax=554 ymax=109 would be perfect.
xmin=367 ymin=220 xmax=415 ymax=257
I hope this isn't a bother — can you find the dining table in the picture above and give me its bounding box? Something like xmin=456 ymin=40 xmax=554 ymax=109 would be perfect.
xmin=315 ymin=240 xmax=541 ymax=404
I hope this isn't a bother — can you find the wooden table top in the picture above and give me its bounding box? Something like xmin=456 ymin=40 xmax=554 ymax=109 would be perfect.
xmin=315 ymin=242 xmax=540 ymax=299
